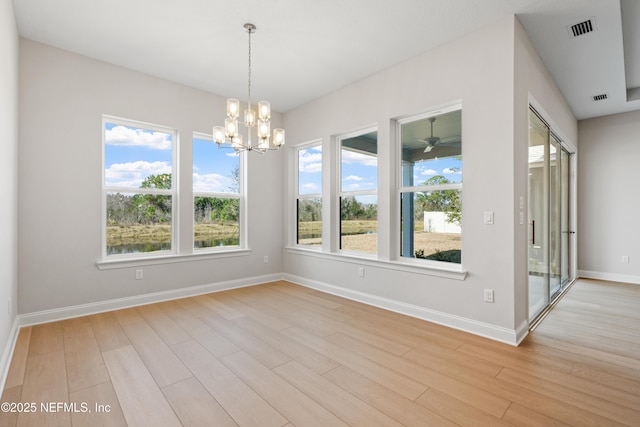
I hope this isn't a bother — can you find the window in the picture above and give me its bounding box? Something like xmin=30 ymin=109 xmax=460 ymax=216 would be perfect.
xmin=399 ymin=108 xmax=462 ymax=264
xmin=193 ymin=133 xmax=242 ymax=250
xmin=103 ymin=116 xmax=176 ymax=258
xmin=296 ymin=143 xmax=322 ymax=246
xmin=339 ymin=130 xmax=378 ymax=254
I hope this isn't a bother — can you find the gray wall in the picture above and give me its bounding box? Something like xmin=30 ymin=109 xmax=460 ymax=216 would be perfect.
xmin=18 ymin=39 xmax=284 ymax=314
xmin=282 ymin=16 xmax=577 ymax=343
xmin=0 ymin=0 xmax=19 ymax=362
xmin=578 ymin=110 xmax=640 ymax=283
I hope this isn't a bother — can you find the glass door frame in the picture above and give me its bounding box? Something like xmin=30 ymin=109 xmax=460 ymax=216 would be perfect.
xmin=528 ymin=106 xmax=575 ymax=324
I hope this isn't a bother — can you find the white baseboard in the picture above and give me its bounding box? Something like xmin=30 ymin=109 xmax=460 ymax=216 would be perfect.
xmin=577 ymin=270 xmax=640 ymax=285
xmin=19 ymin=273 xmax=283 ymax=327
xmin=0 ymin=316 xmax=22 ymax=393
xmin=283 ymin=273 xmax=522 ymax=346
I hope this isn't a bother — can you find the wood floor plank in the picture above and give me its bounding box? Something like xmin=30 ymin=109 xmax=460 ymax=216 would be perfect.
xmin=194 ymin=294 xmax=245 ymax=320
xmin=322 ymin=365 xmax=458 ymax=427
xmin=162 ymin=377 xmax=238 ymax=427
xmin=281 ymin=325 xmax=428 ymax=400
xmin=189 ymin=299 xmax=292 ymax=369
xmin=88 ymin=312 xmax=131 ymax=352
xmin=221 ymin=351 xmax=349 ymax=427
xmin=118 ymin=318 xmax=192 ymax=388
xmin=102 ymin=345 xmax=181 ymax=427
xmin=27 ymin=321 xmax=63 ymax=356
xmin=496 ymin=367 xmax=640 ymax=425
xmin=157 ymin=300 xmax=239 ymax=357
xmin=0 ymin=386 xmax=21 ymax=427
xmin=4 ymin=327 xmax=31 ymax=389
xmin=273 ymin=360 xmax=403 ymax=427
xmin=135 ymin=303 xmax=191 ymax=346
xmin=18 ymin=350 xmax=70 ymax=427
xmin=232 ymin=317 xmax=340 ymax=375
xmin=416 ymin=389 xmax=515 ymax=427
xmin=62 ymin=317 xmax=110 ymax=392
xmin=327 ymin=331 xmax=511 ymax=418
xmin=171 ymin=340 xmax=287 ymax=427
xmin=502 ymin=402 xmax=572 ymax=427
xmin=69 ymin=381 xmax=127 ymax=427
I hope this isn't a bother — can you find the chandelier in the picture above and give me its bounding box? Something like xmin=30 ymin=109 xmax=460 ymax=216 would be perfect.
xmin=213 ymin=23 xmax=285 ymax=153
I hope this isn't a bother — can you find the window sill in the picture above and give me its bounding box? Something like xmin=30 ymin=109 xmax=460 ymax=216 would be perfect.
xmin=96 ymin=249 xmax=251 ymax=270
xmin=285 ymin=246 xmax=467 ymax=280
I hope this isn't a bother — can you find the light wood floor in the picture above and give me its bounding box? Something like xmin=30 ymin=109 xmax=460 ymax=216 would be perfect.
xmin=1 ymin=279 xmax=639 ymax=426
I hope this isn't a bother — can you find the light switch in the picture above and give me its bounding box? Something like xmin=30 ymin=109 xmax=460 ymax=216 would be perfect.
xmin=519 ymin=211 xmax=525 ymax=225
xmin=484 ymin=211 xmax=494 ymax=225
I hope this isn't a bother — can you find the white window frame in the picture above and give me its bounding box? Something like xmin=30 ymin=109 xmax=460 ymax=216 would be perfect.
xmin=337 ymin=126 xmax=378 ymax=256
xmin=101 ymin=115 xmax=178 ymax=260
xmin=192 ymin=132 xmax=245 ymax=252
xmin=397 ymin=103 xmax=462 ymax=266
xmin=294 ymin=140 xmax=323 ymax=249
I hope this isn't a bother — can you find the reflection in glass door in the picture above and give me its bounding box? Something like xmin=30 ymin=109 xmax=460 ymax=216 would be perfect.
xmin=528 ymin=108 xmax=572 ymax=322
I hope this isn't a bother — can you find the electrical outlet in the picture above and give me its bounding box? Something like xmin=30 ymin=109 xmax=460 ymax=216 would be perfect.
xmin=135 ymin=269 xmax=144 ymax=280
xmin=264 ymin=256 xmax=269 ymax=263
xmin=358 ymin=267 xmax=365 ymax=277
xmin=484 ymin=288 xmax=494 ymax=303
xmin=622 ymin=255 xmax=629 ymax=264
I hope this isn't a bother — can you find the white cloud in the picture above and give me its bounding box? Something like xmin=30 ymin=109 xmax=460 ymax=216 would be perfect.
xmin=420 ymin=169 xmax=438 ymax=176
xmin=105 ymin=161 xmax=171 ymax=188
xmin=301 ymin=182 xmax=319 ymax=192
xmin=443 ymin=167 xmax=462 ymax=174
xmin=193 ymin=173 xmax=232 ymax=193
xmin=299 ymin=151 xmax=322 ymax=173
xmin=344 ymin=175 xmax=363 ymax=181
xmin=106 ymin=125 xmax=172 ymax=150
xmin=341 ymin=150 xmax=377 ymax=166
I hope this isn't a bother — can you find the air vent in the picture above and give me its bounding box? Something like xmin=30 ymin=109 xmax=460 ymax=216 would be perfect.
xmin=569 ymin=18 xmax=596 ymax=38
xmin=592 ymin=93 xmax=608 ymax=102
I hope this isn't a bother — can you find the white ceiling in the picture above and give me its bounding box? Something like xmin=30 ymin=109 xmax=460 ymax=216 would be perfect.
xmin=12 ymin=0 xmax=640 ymax=119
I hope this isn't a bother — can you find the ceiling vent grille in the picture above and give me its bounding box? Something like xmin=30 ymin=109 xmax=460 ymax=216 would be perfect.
xmin=592 ymin=93 xmax=608 ymax=102
xmin=569 ymin=18 xmax=596 ymax=38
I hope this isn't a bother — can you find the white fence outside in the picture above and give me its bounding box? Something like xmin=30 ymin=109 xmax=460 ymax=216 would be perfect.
xmin=423 ymin=211 xmax=461 ymax=234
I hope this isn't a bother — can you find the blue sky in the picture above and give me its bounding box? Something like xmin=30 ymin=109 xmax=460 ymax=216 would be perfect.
xmin=192 ymin=137 xmax=239 ymax=193
xmin=411 ymin=157 xmax=463 ymax=186
xmin=104 ymin=122 xmax=173 ymax=188
xmin=105 ymin=122 xmax=460 ymax=193
xmin=104 ymin=123 xmax=239 ymax=193
xmin=298 ymin=145 xmax=322 ymax=195
xmin=298 ymin=143 xmax=462 ymax=197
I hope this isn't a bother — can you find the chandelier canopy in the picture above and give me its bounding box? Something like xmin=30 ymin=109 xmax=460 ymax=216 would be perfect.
xmin=213 ymin=23 xmax=285 ymax=153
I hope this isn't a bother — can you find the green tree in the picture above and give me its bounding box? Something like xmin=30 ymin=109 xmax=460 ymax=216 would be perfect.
xmin=416 ymin=175 xmax=461 ymax=225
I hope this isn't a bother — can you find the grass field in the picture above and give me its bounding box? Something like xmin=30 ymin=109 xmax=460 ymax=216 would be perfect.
xmin=107 ymin=223 xmax=237 ymax=245
xmin=108 ymin=220 xmax=460 ymax=260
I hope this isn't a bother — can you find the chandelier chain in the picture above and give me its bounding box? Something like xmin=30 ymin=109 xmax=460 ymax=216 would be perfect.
xmin=247 ymin=27 xmax=252 ymax=105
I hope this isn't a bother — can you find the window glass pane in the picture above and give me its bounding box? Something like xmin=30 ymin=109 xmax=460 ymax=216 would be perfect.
xmin=297 ymin=198 xmax=322 ymax=246
xmin=104 ymin=122 xmax=173 ymax=189
xmin=193 ymin=137 xmax=240 ymax=193
xmin=194 ymin=197 xmax=239 ymax=248
xmin=401 ymin=190 xmax=461 ymax=263
xmin=106 ymin=192 xmax=172 ymax=255
xmin=298 ymin=145 xmax=322 ymax=195
xmin=340 ymin=195 xmax=377 ymax=254
xmin=341 ymin=132 xmax=377 ymax=192
xmin=400 ymin=110 xmax=461 ymax=187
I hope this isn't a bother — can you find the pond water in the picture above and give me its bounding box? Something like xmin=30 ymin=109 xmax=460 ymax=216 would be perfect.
xmin=107 ymin=237 xmax=239 ymax=255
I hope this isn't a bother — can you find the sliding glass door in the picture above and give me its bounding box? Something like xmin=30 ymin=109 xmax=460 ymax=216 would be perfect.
xmin=528 ymin=108 xmax=572 ymax=322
